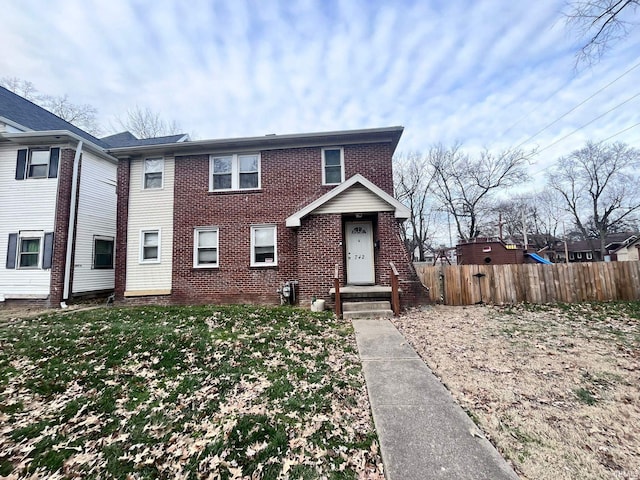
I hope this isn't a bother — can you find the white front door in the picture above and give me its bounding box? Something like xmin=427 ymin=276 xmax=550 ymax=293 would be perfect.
xmin=346 ymin=221 xmax=375 ymax=284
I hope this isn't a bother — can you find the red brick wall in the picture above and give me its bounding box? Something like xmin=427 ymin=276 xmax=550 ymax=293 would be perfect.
xmin=297 ymin=214 xmax=343 ymax=303
xmin=170 ymin=143 xmax=393 ymax=305
xmin=50 ymin=148 xmax=77 ymax=306
xmin=114 ymin=158 xmax=130 ymax=299
xmin=375 ymin=211 xmax=430 ymax=307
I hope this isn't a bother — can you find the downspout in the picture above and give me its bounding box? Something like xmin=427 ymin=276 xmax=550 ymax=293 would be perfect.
xmin=61 ymin=141 xmax=83 ymax=307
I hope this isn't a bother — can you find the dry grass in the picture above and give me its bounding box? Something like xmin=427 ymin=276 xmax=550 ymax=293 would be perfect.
xmin=393 ymin=302 xmax=640 ymax=480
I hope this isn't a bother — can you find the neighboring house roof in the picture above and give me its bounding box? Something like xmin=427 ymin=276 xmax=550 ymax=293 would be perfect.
xmin=0 ymin=86 xmax=108 ymax=148
xmin=286 ymin=174 xmax=410 ymax=227
xmin=101 ymin=131 xmax=189 ymax=148
xmin=611 ymin=235 xmax=640 ymax=253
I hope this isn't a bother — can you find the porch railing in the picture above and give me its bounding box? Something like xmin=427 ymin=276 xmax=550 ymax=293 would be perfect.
xmin=334 ymin=264 xmax=342 ymax=317
xmin=390 ymin=261 xmax=400 ymax=316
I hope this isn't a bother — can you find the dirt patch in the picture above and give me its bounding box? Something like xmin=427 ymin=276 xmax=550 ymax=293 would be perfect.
xmin=392 ymin=303 xmax=640 ymax=480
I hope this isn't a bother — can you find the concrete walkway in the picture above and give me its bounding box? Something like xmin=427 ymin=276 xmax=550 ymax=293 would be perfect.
xmin=353 ymin=319 xmax=520 ymax=480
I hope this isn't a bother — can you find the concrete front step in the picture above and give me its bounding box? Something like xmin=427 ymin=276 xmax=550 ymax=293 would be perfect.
xmin=343 ymin=301 xmax=394 ymax=319
xmin=344 ymin=309 xmax=394 ymax=319
xmin=343 ymin=301 xmax=392 ymax=312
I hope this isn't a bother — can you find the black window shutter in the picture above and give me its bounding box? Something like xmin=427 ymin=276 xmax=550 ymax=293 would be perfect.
xmin=6 ymin=233 xmax=18 ymax=269
xmin=42 ymin=232 xmax=54 ymax=269
xmin=15 ymin=149 xmax=27 ymax=180
xmin=48 ymin=148 xmax=60 ymax=178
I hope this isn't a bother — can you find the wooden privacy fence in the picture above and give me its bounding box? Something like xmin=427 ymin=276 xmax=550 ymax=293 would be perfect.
xmin=414 ymin=261 xmax=640 ymax=305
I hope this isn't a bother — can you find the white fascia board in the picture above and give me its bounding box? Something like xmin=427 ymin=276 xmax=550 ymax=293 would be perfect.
xmin=0 ymin=130 xmax=117 ymax=164
xmin=285 ymin=174 xmax=410 ymax=227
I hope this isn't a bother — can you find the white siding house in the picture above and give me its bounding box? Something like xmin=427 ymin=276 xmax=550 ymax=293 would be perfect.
xmin=125 ymin=156 xmax=175 ymax=295
xmin=72 ymin=151 xmax=118 ymax=294
xmin=0 ymin=144 xmax=58 ymax=299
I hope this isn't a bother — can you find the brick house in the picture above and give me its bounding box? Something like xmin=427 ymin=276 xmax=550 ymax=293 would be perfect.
xmin=110 ymin=127 xmax=427 ymax=309
xmin=0 ymin=86 xmax=185 ymax=306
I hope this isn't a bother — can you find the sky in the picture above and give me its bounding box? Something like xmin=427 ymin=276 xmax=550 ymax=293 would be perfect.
xmin=1 ymin=0 xmax=639 ymax=183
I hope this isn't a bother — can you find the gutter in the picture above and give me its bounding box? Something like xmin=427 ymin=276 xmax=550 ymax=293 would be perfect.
xmin=61 ymin=141 xmax=83 ymax=306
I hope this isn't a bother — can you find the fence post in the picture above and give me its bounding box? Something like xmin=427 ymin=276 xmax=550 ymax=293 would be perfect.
xmin=390 ymin=261 xmax=400 ymax=316
xmin=334 ymin=264 xmax=341 ymax=317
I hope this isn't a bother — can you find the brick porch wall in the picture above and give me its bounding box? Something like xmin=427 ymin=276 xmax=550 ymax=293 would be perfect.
xmin=296 ymin=214 xmax=343 ymax=305
xmin=375 ymin=211 xmax=430 ymax=307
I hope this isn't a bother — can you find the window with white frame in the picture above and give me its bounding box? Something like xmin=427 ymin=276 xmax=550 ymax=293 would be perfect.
xmin=143 ymin=158 xmax=164 ymax=189
xmin=586 ymin=251 xmax=593 ymax=260
xmin=140 ymin=230 xmax=160 ymax=263
xmin=93 ymin=236 xmax=114 ymax=269
xmin=322 ymin=147 xmax=344 ymax=185
xmin=577 ymin=252 xmax=583 ymax=259
xmin=18 ymin=236 xmax=41 ymax=268
xmin=210 ymin=154 xmax=260 ymax=191
xmin=28 ymin=150 xmax=51 ymax=178
xmin=194 ymin=228 xmax=219 ymax=267
xmin=251 ymin=225 xmax=277 ymax=266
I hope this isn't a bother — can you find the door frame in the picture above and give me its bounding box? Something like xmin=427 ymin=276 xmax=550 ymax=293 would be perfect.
xmin=344 ymin=219 xmax=375 ymax=285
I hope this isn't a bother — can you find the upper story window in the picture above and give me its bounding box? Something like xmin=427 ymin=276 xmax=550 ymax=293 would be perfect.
xmin=251 ymin=225 xmax=277 ymax=266
xmin=15 ymin=148 xmax=60 ymax=180
xmin=143 ymin=158 xmax=164 ymax=189
xmin=210 ymin=154 xmax=260 ymax=191
xmin=322 ymin=147 xmax=344 ymax=185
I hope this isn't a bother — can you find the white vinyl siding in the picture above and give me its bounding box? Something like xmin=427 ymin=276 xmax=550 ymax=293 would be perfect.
xmin=125 ymin=157 xmax=174 ymax=294
xmin=72 ymin=152 xmax=117 ymax=294
xmin=0 ymin=144 xmax=57 ymax=298
xmin=314 ymin=184 xmax=395 ymax=215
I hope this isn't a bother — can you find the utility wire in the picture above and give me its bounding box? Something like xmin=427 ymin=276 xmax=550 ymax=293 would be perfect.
xmin=535 ymin=91 xmax=640 ymax=154
xmin=514 ymin=59 xmax=640 ymax=149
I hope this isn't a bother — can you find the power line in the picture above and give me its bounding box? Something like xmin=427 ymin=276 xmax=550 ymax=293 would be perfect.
xmin=535 ymin=91 xmax=640 ymax=155
xmin=514 ymin=59 xmax=640 ymax=149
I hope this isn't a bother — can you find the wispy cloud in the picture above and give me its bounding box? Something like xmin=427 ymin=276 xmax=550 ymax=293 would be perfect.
xmin=1 ymin=0 xmax=639 ymax=166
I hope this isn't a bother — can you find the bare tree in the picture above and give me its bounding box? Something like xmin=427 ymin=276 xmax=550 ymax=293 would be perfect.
xmin=565 ymin=0 xmax=640 ymax=63
xmin=547 ymin=141 xmax=640 ymax=256
xmin=116 ymin=106 xmax=182 ymax=139
xmin=428 ymin=144 xmax=531 ymax=242
xmin=39 ymin=94 xmax=101 ymax=135
xmin=393 ymin=152 xmax=438 ymax=261
xmin=0 ymin=77 xmax=38 ymax=100
xmin=1 ymin=77 xmax=101 ymax=135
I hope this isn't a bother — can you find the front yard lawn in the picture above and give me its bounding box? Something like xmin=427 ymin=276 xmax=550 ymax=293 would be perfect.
xmin=0 ymin=305 xmax=383 ymax=479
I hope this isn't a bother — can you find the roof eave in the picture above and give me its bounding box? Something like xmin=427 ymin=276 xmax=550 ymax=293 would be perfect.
xmin=108 ymin=126 xmax=404 ymax=158
xmin=0 ymin=130 xmax=118 ymax=163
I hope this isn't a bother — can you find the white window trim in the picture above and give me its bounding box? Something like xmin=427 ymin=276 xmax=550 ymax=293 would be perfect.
xmin=586 ymin=251 xmax=593 ymax=260
xmin=209 ymin=153 xmax=261 ymax=192
xmin=193 ymin=227 xmax=220 ymax=268
xmin=250 ymin=224 xmax=277 ymax=267
xmin=139 ymin=228 xmax=161 ymax=264
xmin=17 ymin=231 xmax=44 ymax=269
xmin=93 ymin=235 xmax=115 ymax=270
xmin=576 ymin=252 xmax=583 ymax=259
xmin=322 ymin=147 xmax=345 ymax=185
xmin=142 ymin=157 xmax=165 ymax=190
